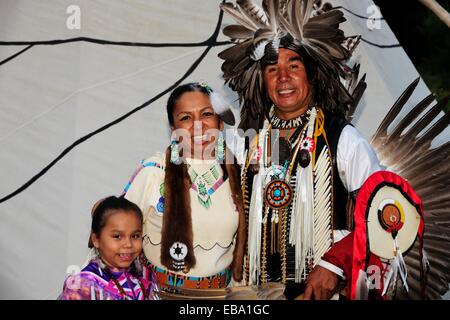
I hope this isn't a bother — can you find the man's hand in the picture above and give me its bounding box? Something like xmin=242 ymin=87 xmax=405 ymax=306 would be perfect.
xmin=303 ymin=266 xmax=338 ymax=300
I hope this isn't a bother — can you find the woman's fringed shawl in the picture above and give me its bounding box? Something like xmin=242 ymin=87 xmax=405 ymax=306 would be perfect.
xmin=160 ymin=146 xmax=246 ymax=281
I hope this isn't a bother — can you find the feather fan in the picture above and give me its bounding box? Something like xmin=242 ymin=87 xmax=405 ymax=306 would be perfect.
xmin=369 ymin=78 xmax=450 ymax=299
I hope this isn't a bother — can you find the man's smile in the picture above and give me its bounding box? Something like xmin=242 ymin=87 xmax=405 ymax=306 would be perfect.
xmin=277 ymin=89 xmax=296 ymax=95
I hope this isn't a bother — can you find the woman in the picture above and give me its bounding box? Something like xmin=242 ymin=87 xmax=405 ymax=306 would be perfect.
xmin=122 ymin=83 xmax=245 ymax=291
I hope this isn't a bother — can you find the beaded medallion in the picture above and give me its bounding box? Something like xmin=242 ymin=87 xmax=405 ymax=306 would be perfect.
xmin=264 ymin=179 xmax=293 ymax=209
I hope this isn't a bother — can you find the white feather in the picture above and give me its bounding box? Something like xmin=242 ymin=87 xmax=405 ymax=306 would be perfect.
xmin=393 ymin=238 xmax=409 ymax=292
xmin=250 ymin=39 xmax=269 ymax=61
xmin=209 ymin=91 xmax=231 ymax=115
xmin=355 ymin=270 xmax=370 ymax=300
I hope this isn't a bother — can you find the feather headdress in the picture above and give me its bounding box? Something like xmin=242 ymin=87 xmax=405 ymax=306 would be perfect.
xmin=219 ymin=0 xmax=364 ymax=130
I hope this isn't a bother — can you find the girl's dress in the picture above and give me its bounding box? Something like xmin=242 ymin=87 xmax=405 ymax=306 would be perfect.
xmin=60 ymin=259 xmax=159 ymax=300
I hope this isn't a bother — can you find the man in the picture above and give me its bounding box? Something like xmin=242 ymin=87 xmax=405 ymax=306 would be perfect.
xmin=219 ymin=0 xmax=381 ymax=299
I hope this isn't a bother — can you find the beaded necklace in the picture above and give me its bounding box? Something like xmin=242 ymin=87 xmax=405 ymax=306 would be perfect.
xmin=188 ymin=163 xmax=225 ymax=209
xmin=269 ymin=105 xmax=311 ymax=129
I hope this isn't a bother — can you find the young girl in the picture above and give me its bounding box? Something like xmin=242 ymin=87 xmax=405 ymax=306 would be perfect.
xmin=60 ymin=196 xmax=159 ymax=300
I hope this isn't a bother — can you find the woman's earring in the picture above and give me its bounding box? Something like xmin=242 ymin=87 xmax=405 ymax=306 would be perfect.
xmin=170 ymin=140 xmax=181 ymax=164
xmin=216 ymin=131 xmax=225 ymax=163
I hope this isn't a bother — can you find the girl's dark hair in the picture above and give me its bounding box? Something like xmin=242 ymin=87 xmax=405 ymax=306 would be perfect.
xmin=88 ymin=196 xmax=143 ymax=248
xmin=166 ymin=82 xmax=211 ymax=126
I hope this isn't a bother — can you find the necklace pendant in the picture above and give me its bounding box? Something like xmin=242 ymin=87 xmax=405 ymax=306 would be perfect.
xmin=195 ymin=177 xmax=208 ymax=197
xmin=194 ymin=177 xmax=211 ymax=208
xmin=198 ymin=183 xmax=207 ymax=197
xmin=264 ymin=179 xmax=293 ymax=209
xmin=198 ymin=195 xmax=212 ymax=209
xmin=189 ymin=164 xmax=224 ymax=209
xmin=299 ymin=149 xmax=311 ymax=168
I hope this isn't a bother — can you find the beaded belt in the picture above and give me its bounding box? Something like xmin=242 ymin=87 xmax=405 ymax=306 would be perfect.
xmin=147 ymin=262 xmax=231 ymax=290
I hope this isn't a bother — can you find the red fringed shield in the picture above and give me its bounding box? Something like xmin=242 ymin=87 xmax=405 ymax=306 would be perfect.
xmin=350 ymin=171 xmax=425 ymax=300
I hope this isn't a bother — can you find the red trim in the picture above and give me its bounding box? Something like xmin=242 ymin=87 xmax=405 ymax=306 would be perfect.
xmin=350 ymin=170 xmax=424 ymax=299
